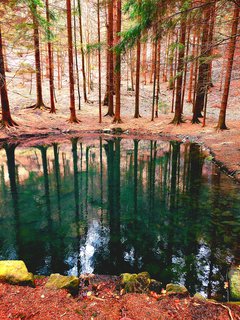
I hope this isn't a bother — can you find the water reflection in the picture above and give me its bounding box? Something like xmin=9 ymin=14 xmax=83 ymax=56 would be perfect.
xmin=0 ymin=138 xmax=240 ymax=299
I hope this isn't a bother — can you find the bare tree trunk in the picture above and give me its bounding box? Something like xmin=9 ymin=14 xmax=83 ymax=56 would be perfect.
xmin=187 ymin=29 xmax=196 ymax=103
xmin=73 ymin=0 xmax=81 ymax=110
xmin=192 ymin=1 xmax=211 ymax=123
xmin=113 ymin=0 xmax=122 ymax=123
xmin=134 ymin=38 xmax=141 ymax=118
xmin=142 ymin=40 xmax=147 ymax=85
xmin=66 ymin=0 xmax=80 ymax=122
xmin=2 ymin=39 xmax=10 ymax=72
xmin=46 ymin=0 xmax=56 ymax=113
xmin=28 ymin=4 xmax=48 ymax=110
xmin=217 ymin=3 xmax=239 ymax=130
xmin=181 ymin=23 xmax=191 ymax=113
xmin=77 ymin=0 xmax=88 ymax=103
xmin=155 ymin=39 xmax=161 ymax=118
xmin=151 ymin=31 xmax=158 ymax=121
xmin=171 ymin=19 xmax=186 ymax=124
xmin=105 ymin=0 xmax=114 ymax=116
xmin=0 ymin=27 xmax=17 ymax=127
xmin=97 ymin=0 xmax=102 ymax=122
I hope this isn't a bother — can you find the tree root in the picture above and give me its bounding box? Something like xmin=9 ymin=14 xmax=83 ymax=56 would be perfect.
xmin=0 ymin=118 xmax=18 ymax=128
xmin=208 ymin=301 xmax=233 ymax=320
xmin=191 ymin=118 xmax=201 ymax=124
xmin=67 ymin=117 xmax=81 ymax=124
xmin=112 ymin=118 xmax=123 ymax=124
xmin=134 ymin=114 xmax=142 ymax=118
xmin=170 ymin=117 xmax=185 ymax=125
xmin=104 ymin=112 xmax=114 ymax=117
xmin=26 ymin=102 xmax=50 ymax=110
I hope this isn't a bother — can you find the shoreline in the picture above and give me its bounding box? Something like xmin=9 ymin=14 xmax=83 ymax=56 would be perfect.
xmin=0 ymin=115 xmax=240 ymax=183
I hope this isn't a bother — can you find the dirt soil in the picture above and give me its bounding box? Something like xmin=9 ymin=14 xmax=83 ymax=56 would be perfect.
xmin=1 ymin=71 xmax=240 ymax=183
xmin=0 ymin=276 xmax=240 ymax=320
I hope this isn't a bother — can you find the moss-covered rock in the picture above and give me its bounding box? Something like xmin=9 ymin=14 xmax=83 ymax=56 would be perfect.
xmin=149 ymin=279 xmax=162 ymax=294
xmin=166 ymin=283 xmax=188 ymax=295
xmin=121 ymin=272 xmax=151 ymax=293
xmin=228 ymin=265 xmax=240 ymax=300
xmin=193 ymin=293 xmax=206 ymax=301
xmin=0 ymin=260 xmax=34 ymax=287
xmin=45 ymin=273 xmax=79 ymax=294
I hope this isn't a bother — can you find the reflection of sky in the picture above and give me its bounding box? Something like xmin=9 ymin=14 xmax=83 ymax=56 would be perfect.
xmin=68 ymin=219 xmax=109 ymax=275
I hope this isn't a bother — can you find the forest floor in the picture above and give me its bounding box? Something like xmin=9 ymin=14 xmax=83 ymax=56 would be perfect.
xmin=0 ymin=276 xmax=240 ymax=320
xmin=1 ymin=72 xmax=240 ymax=182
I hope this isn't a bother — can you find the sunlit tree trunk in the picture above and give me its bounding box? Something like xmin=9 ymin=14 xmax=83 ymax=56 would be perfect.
xmin=134 ymin=38 xmax=141 ymax=118
xmin=113 ymin=0 xmax=122 ymax=123
xmin=28 ymin=4 xmax=48 ymax=110
xmin=46 ymin=0 xmax=56 ymax=113
xmin=0 ymin=27 xmax=17 ymax=127
xmin=105 ymin=0 xmax=114 ymax=116
xmin=77 ymin=0 xmax=88 ymax=103
xmin=97 ymin=0 xmax=102 ymax=122
xmin=192 ymin=1 xmax=211 ymax=123
xmin=66 ymin=0 xmax=80 ymax=122
xmin=217 ymin=3 xmax=239 ymax=130
xmin=171 ymin=19 xmax=186 ymax=124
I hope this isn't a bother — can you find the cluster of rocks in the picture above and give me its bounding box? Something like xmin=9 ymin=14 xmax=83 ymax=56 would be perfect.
xmin=0 ymin=260 xmax=240 ymax=301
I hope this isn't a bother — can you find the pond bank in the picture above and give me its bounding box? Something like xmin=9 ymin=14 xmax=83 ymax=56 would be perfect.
xmin=0 ymin=274 xmax=239 ymax=320
xmin=0 ymin=111 xmax=240 ymax=182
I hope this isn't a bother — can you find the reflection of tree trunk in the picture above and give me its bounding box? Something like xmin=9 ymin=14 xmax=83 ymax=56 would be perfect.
xmin=5 ymin=144 xmax=20 ymax=257
xmin=53 ymin=143 xmax=61 ymax=221
xmin=133 ymin=140 xmax=139 ymax=216
xmin=105 ymin=139 xmax=122 ymax=274
xmin=85 ymin=147 xmax=89 ymax=216
xmin=72 ymin=138 xmax=81 ymax=275
xmin=100 ymin=138 xmax=103 ymax=222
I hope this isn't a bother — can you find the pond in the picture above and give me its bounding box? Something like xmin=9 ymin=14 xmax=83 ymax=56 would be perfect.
xmin=0 ymin=137 xmax=240 ymax=299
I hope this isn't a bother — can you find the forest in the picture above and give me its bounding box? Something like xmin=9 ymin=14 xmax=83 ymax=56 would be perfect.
xmin=1 ymin=0 xmax=240 ymax=319
xmin=0 ymin=0 xmax=239 ymax=129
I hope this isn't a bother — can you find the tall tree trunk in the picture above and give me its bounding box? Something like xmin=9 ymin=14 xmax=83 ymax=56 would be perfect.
xmin=113 ymin=0 xmax=122 ymax=123
xmin=2 ymin=39 xmax=10 ymax=72
xmin=97 ymin=0 xmax=102 ymax=122
xmin=77 ymin=0 xmax=88 ymax=103
xmin=217 ymin=3 xmax=239 ymax=130
xmin=151 ymin=31 xmax=158 ymax=121
xmin=181 ymin=23 xmax=191 ymax=113
xmin=187 ymin=29 xmax=196 ymax=103
xmin=142 ymin=40 xmax=147 ymax=85
xmin=66 ymin=0 xmax=80 ymax=123
xmin=0 ymin=27 xmax=17 ymax=127
xmin=105 ymin=0 xmax=114 ymax=116
xmin=192 ymin=1 xmax=211 ymax=123
xmin=73 ymin=0 xmax=81 ymax=110
xmin=171 ymin=19 xmax=186 ymax=124
xmin=155 ymin=39 xmax=161 ymax=117
xmin=46 ymin=0 xmax=56 ymax=113
xmin=28 ymin=4 xmax=48 ymax=110
xmin=134 ymin=38 xmax=141 ymax=118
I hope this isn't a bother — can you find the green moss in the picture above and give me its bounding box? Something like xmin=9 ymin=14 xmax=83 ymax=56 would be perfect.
xmin=166 ymin=283 xmax=188 ymax=294
xmin=0 ymin=260 xmax=34 ymax=287
xmin=45 ymin=273 xmax=79 ymax=294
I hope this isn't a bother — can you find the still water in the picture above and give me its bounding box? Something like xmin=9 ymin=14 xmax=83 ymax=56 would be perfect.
xmin=0 ymin=138 xmax=240 ymax=298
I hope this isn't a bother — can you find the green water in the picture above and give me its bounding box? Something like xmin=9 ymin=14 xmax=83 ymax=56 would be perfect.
xmin=0 ymin=138 xmax=240 ymax=299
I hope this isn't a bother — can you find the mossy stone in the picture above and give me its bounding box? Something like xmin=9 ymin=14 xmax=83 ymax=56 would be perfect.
xmin=166 ymin=283 xmax=188 ymax=294
xmin=193 ymin=293 xmax=206 ymax=301
xmin=149 ymin=279 xmax=162 ymax=294
xmin=228 ymin=266 xmax=240 ymax=300
xmin=121 ymin=272 xmax=151 ymax=293
xmin=0 ymin=260 xmax=34 ymax=287
xmin=45 ymin=273 xmax=79 ymax=294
